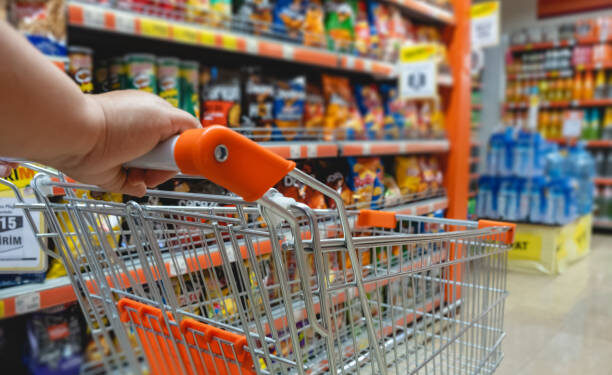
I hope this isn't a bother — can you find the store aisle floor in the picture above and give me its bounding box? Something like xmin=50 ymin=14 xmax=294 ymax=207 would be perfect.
xmin=497 ymin=234 xmax=612 ymax=375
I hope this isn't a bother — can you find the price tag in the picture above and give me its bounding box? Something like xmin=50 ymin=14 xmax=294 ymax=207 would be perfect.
xmin=0 ymin=197 xmax=44 ymax=273
xmin=140 ymin=18 xmax=170 ymax=39
xmin=508 ymin=232 xmax=542 ymax=261
xmin=470 ymin=1 xmax=500 ymax=49
xmin=398 ymin=44 xmax=438 ymax=100
xmin=115 ymin=13 xmax=135 ymax=33
xmin=173 ymin=25 xmax=199 ymax=44
xmin=83 ymin=6 xmax=105 ymax=28
xmin=15 ymin=293 xmax=40 ymax=315
xmin=306 ymin=144 xmax=317 ymax=158
xmin=289 ymin=144 xmax=301 ymax=159
xmin=562 ymin=110 xmax=583 ymax=138
xmin=169 ymin=257 xmax=187 ymax=277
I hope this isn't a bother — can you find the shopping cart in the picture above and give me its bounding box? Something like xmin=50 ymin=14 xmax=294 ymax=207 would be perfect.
xmin=3 ymin=126 xmax=515 ymax=375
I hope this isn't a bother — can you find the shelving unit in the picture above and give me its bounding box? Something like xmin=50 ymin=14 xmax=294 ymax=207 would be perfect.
xmin=505 ymin=98 xmax=612 ymax=110
xmin=509 ymin=35 xmax=612 ymax=53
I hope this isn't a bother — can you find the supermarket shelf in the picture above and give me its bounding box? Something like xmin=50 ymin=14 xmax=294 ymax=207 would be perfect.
xmin=594 ymin=177 xmax=612 ymax=186
xmin=338 ymin=139 xmax=449 ymax=156
xmin=507 ymin=69 xmax=573 ymax=80
xmin=67 ymin=1 xmax=455 ymax=81
xmin=509 ymin=36 xmax=612 ymax=53
xmin=391 ymin=0 xmax=454 ymax=24
xmin=593 ymin=219 xmax=612 ymax=229
xmin=574 ymin=61 xmax=612 ymax=71
xmin=261 ymin=142 xmax=338 ymax=159
xmin=548 ymin=139 xmax=612 ymax=148
xmin=505 ymin=98 xmax=612 ymax=110
xmin=0 ymin=196 xmax=447 ymax=319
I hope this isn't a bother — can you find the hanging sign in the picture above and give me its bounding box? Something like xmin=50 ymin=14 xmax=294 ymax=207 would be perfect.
xmin=398 ymin=44 xmax=438 ymax=100
xmin=471 ymin=1 xmax=500 ymax=49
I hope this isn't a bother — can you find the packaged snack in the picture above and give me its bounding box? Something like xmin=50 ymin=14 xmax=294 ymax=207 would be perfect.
xmin=325 ymin=0 xmax=354 ymax=52
xmin=346 ymin=157 xmax=383 ymax=208
xmin=380 ymin=84 xmax=404 ymax=139
xmin=12 ymin=0 xmax=67 ymax=59
xmin=395 ymin=156 xmax=425 ymax=195
xmin=324 ymin=170 xmax=353 ymax=209
xmin=302 ymin=0 xmax=326 ymax=47
xmin=354 ymin=83 xmax=384 ymax=139
xmin=235 ymin=0 xmax=274 ymax=35
xmin=108 ymin=56 xmax=125 ymax=90
xmin=179 ymin=60 xmax=200 ymax=119
xmin=125 ymin=53 xmax=157 ymax=93
xmin=273 ymin=75 xmax=306 ymax=141
xmin=368 ymin=1 xmax=390 ymax=59
xmin=68 ymin=46 xmax=93 ymax=93
xmin=301 ymin=162 xmax=327 ymax=209
xmin=420 ymin=156 xmax=443 ymax=193
xmin=322 ymin=74 xmax=363 ymax=140
xmin=303 ymin=83 xmax=325 ymax=138
xmin=275 ymin=175 xmax=302 ymax=201
xmin=351 ymin=0 xmax=370 ymax=57
xmin=387 ymin=6 xmax=410 ymax=61
xmin=273 ymin=0 xmax=305 ymax=40
xmin=244 ymin=67 xmax=275 ymax=140
xmin=209 ymin=0 xmax=232 ymax=27
xmin=382 ymin=173 xmax=401 ymax=206
xmin=200 ymin=66 xmax=241 ymax=127
xmin=157 ymin=56 xmax=180 ymax=107
xmin=24 ymin=303 xmax=84 ymax=375
xmin=418 ymin=100 xmax=432 ymax=137
xmin=94 ymin=59 xmax=110 ymax=93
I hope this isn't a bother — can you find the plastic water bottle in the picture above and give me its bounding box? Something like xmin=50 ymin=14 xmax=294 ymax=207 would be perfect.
xmin=518 ymin=178 xmax=530 ymax=221
xmin=528 ymin=177 xmax=545 ymax=222
xmin=514 ymin=129 xmax=535 ymax=177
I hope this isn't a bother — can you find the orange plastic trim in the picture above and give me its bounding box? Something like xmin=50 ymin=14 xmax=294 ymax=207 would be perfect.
xmin=174 ymin=126 xmax=296 ymax=201
xmin=477 ymin=220 xmax=516 ymax=245
xmin=357 ymin=210 xmax=397 ymax=229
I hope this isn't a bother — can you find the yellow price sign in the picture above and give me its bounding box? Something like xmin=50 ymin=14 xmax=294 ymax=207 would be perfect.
xmin=173 ymin=25 xmax=199 ymax=44
xmin=140 ymin=18 xmax=170 ymax=39
xmin=200 ymin=30 xmax=216 ymax=46
xmin=470 ymin=1 xmax=499 ymax=18
xmin=508 ymin=232 xmax=542 ymax=261
xmin=399 ymin=44 xmax=437 ymax=63
xmin=0 ymin=166 xmax=37 ymax=192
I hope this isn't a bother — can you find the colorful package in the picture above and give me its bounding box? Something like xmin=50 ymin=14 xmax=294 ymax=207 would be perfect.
xmin=351 ymin=0 xmax=371 ymax=57
xmin=354 ymin=83 xmax=384 ymax=140
xmin=108 ymin=56 xmax=126 ymax=91
xmin=157 ymin=56 xmax=180 ymax=107
xmin=368 ymin=1 xmax=390 ymax=59
xmin=68 ymin=46 xmax=93 ymax=93
xmin=347 ymin=157 xmax=383 ymax=208
xmin=325 ymin=0 xmax=354 ymax=52
xmin=179 ymin=60 xmax=200 ymax=119
xmin=382 ymin=173 xmax=401 ymax=207
xmin=209 ymin=0 xmax=232 ymax=27
xmin=125 ymin=53 xmax=157 ymax=93
xmin=302 ymin=0 xmax=326 ymax=47
xmin=324 ymin=170 xmax=353 ymax=209
xmin=94 ymin=59 xmax=110 ymax=93
xmin=12 ymin=0 xmax=67 ymax=59
xmin=273 ymin=75 xmax=306 ymax=141
xmin=380 ymin=84 xmax=403 ymax=139
xmin=395 ymin=156 xmax=425 ymax=195
xmin=322 ymin=74 xmax=363 ymax=140
xmin=421 ymin=156 xmax=443 ymax=193
xmin=386 ymin=6 xmax=410 ymax=61
xmin=200 ymin=66 xmax=241 ymax=127
xmin=301 ymin=163 xmax=327 ymax=209
xmin=275 ymin=175 xmax=302 ymax=201
xmin=244 ymin=67 xmax=275 ymax=140
xmin=235 ymin=0 xmax=274 ymax=35
xmin=273 ymin=0 xmax=305 ymax=40
xmin=303 ymin=83 xmax=325 ymax=138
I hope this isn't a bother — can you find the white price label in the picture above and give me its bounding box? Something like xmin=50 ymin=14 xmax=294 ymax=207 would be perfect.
xmin=306 ymin=144 xmax=317 ymax=158
xmin=289 ymin=144 xmax=301 ymax=159
xmin=562 ymin=111 xmax=583 ymax=138
xmin=0 ymin=197 xmax=44 ymax=272
xmin=470 ymin=2 xmax=500 ymax=49
xmin=83 ymin=6 xmax=105 ymax=28
xmin=399 ymin=61 xmax=437 ymax=99
xmin=169 ymin=256 xmax=187 ymax=277
xmin=115 ymin=13 xmax=135 ymax=33
xmin=15 ymin=292 xmax=40 ymax=315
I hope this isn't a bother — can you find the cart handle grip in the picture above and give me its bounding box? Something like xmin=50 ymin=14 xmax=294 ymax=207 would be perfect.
xmin=477 ymin=220 xmax=515 ymax=245
xmin=125 ymin=126 xmax=296 ymax=201
xmin=357 ymin=209 xmax=397 ymax=229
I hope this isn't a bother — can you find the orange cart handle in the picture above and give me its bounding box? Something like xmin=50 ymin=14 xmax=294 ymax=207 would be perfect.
xmin=477 ymin=220 xmax=516 ymax=245
xmin=125 ymin=125 xmax=296 ymax=201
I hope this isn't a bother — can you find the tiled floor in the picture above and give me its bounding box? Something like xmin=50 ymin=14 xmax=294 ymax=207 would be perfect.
xmin=496 ymin=234 xmax=612 ymax=375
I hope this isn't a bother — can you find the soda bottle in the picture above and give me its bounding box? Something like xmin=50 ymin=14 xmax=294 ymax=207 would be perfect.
xmin=595 ymin=69 xmax=606 ymax=99
xmin=602 ymin=107 xmax=612 ymax=140
xmin=564 ymin=77 xmax=573 ymax=101
xmin=573 ymin=72 xmax=583 ymax=101
xmin=583 ymin=70 xmax=594 ymax=100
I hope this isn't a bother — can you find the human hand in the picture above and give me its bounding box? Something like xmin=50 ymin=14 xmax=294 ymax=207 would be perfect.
xmin=47 ymin=90 xmax=200 ymax=196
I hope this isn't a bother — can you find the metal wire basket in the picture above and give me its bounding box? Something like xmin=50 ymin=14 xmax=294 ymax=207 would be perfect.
xmin=3 ymin=126 xmax=514 ymax=374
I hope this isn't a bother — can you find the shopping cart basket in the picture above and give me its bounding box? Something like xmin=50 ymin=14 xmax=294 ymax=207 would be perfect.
xmin=3 ymin=126 xmax=515 ymax=375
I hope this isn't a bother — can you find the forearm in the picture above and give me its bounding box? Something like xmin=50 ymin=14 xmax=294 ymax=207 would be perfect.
xmin=0 ymin=21 xmax=101 ymax=166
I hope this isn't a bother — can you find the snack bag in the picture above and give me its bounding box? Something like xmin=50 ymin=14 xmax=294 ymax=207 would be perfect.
xmin=380 ymin=84 xmax=403 ymax=139
xmin=209 ymin=0 xmax=231 ymax=27
xmin=303 ymin=83 xmax=325 ymax=138
xmin=350 ymin=0 xmax=371 ymax=57
xmin=12 ymin=0 xmax=67 ymax=60
xmin=322 ymin=74 xmax=363 ymax=140
xmin=325 ymin=0 xmax=354 ymax=52
xmin=346 ymin=157 xmax=383 ymax=208
xmin=273 ymin=0 xmax=305 ymax=40
xmin=200 ymin=66 xmax=241 ymax=127
xmin=273 ymin=75 xmax=306 ymax=141
xmin=395 ymin=156 xmax=424 ymax=195
xmin=275 ymin=174 xmax=303 ymax=201
xmin=421 ymin=156 xmax=443 ymax=193
xmin=387 ymin=6 xmax=410 ymax=61
xmin=324 ymin=170 xmax=353 ymax=209
xmin=300 ymin=162 xmax=327 ymax=209
xmin=418 ymin=100 xmax=432 ymax=137
xmin=235 ymin=0 xmax=274 ymax=35
xmin=382 ymin=173 xmax=401 ymax=207
xmin=303 ymin=0 xmax=326 ymax=47
xmin=354 ymin=83 xmax=384 ymax=139
xmin=368 ymin=1 xmax=390 ymax=59
xmin=244 ymin=67 xmax=275 ymax=141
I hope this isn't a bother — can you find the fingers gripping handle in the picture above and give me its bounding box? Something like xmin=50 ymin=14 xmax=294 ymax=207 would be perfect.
xmin=127 ymin=126 xmax=296 ymax=201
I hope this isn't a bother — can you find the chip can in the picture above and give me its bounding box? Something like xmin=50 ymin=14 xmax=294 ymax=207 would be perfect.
xmin=179 ymin=60 xmax=200 ymax=118
xmin=157 ymin=57 xmax=180 ymax=107
xmin=108 ymin=56 xmax=126 ymax=90
xmin=94 ymin=60 xmax=110 ymax=93
xmin=125 ymin=53 xmax=157 ymax=93
xmin=68 ymin=46 xmax=94 ymax=93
